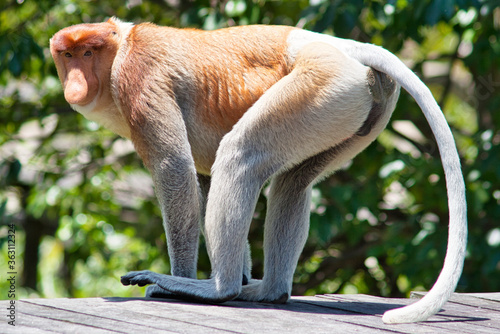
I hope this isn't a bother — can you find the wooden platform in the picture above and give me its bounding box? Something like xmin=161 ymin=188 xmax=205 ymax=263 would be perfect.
xmin=5 ymin=292 xmax=500 ymax=333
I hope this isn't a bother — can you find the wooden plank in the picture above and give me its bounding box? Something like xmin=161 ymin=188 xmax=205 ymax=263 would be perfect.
xmin=309 ymin=295 xmax=485 ymax=334
xmin=17 ymin=300 xmax=166 ymax=334
xmin=4 ymin=293 xmax=498 ymax=333
xmin=20 ymin=299 xmax=230 ymax=333
xmin=19 ymin=298 xmax=384 ymax=333
xmin=3 ymin=313 xmax=58 ymax=334
xmin=23 ymin=297 xmax=395 ymax=333
xmin=320 ymin=294 xmax=499 ymax=333
xmin=294 ymin=296 xmax=445 ymax=334
xmin=458 ymin=293 xmax=500 ymax=302
xmin=412 ymin=291 xmax=500 ymax=309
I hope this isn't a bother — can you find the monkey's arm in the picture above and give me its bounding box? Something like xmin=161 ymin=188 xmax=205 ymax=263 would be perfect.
xmin=122 ymin=94 xmax=202 ymax=280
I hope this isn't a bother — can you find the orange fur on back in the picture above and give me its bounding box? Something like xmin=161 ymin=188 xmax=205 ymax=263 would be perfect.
xmin=114 ymin=24 xmax=296 ymax=170
xmin=118 ymin=24 xmax=295 ymax=127
xmin=190 ymin=26 xmax=294 ymax=131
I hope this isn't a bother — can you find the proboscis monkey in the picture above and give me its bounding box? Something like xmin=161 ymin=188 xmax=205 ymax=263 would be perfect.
xmin=50 ymin=17 xmax=467 ymax=324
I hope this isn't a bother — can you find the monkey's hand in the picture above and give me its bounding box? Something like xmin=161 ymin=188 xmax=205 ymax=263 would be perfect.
xmin=121 ymin=270 xmax=240 ymax=303
xmin=121 ymin=271 xmax=189 ymax=300
xmin=121 ymin=270 xmax=160 ymax=287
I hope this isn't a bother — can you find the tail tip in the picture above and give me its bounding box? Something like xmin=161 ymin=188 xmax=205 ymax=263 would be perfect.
xmin=382 ymin=306 xmax=430 ymax=324
xmin=382 ymin=309 xmax=404 ymax=324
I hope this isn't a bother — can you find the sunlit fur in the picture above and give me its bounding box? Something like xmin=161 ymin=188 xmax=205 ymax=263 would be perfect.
xmin=50 ymin=18 xmax=466 ymax=324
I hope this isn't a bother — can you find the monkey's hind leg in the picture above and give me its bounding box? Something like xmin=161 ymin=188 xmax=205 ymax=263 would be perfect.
xmin=238 ymin=169 xmax=312 ymax=303
xmin=237 ymin=143 xmax=352 ymax=303
xmin=238 ymin=57 xmax=399 ymax=304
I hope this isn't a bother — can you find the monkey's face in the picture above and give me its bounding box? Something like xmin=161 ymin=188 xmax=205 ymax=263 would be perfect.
xmin=50 ymin=22 xmax=119 ymax=110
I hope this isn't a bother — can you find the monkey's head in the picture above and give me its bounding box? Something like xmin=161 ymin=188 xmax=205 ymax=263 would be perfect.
xmin=50 ymin=18 xmax=122 ymax=111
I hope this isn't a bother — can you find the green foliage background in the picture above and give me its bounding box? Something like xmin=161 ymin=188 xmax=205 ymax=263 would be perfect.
xmin=1 ymin=0 xmax=499 ymax=299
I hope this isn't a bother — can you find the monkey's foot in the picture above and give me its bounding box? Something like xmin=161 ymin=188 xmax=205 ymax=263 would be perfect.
xmin=237 ymin=279 xmax=290 ymax=304
xmin=121 ymin=270 xmax=239 ymax=303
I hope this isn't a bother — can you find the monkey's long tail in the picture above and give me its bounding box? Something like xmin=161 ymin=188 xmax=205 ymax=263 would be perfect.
xmin=344 ymin=41 xmax=467 ymax=324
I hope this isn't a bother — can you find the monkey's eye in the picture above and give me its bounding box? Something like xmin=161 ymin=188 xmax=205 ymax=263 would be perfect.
xmin=84 ymin=50 xmax=93 ymax=57
xmin=64 ymin=52 xmax=72 ymax=58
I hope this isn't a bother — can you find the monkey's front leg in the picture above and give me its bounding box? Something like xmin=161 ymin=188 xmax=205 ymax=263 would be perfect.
xmin=140 ymin=167 xmax=201 ymax=299
xmin=152 ymin=164 xmax=201 ymax=280
xmin=122 ymin=143 xmax=267 ymax=302
xmin=119 ymin=104 xmax=203 ymax=298
xmin=141 ymin=150 xmax=203 ymax=299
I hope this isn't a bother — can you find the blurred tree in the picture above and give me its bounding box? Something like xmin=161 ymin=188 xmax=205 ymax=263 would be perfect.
xmin=0 ymin=0 xmax=498 ymax=300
